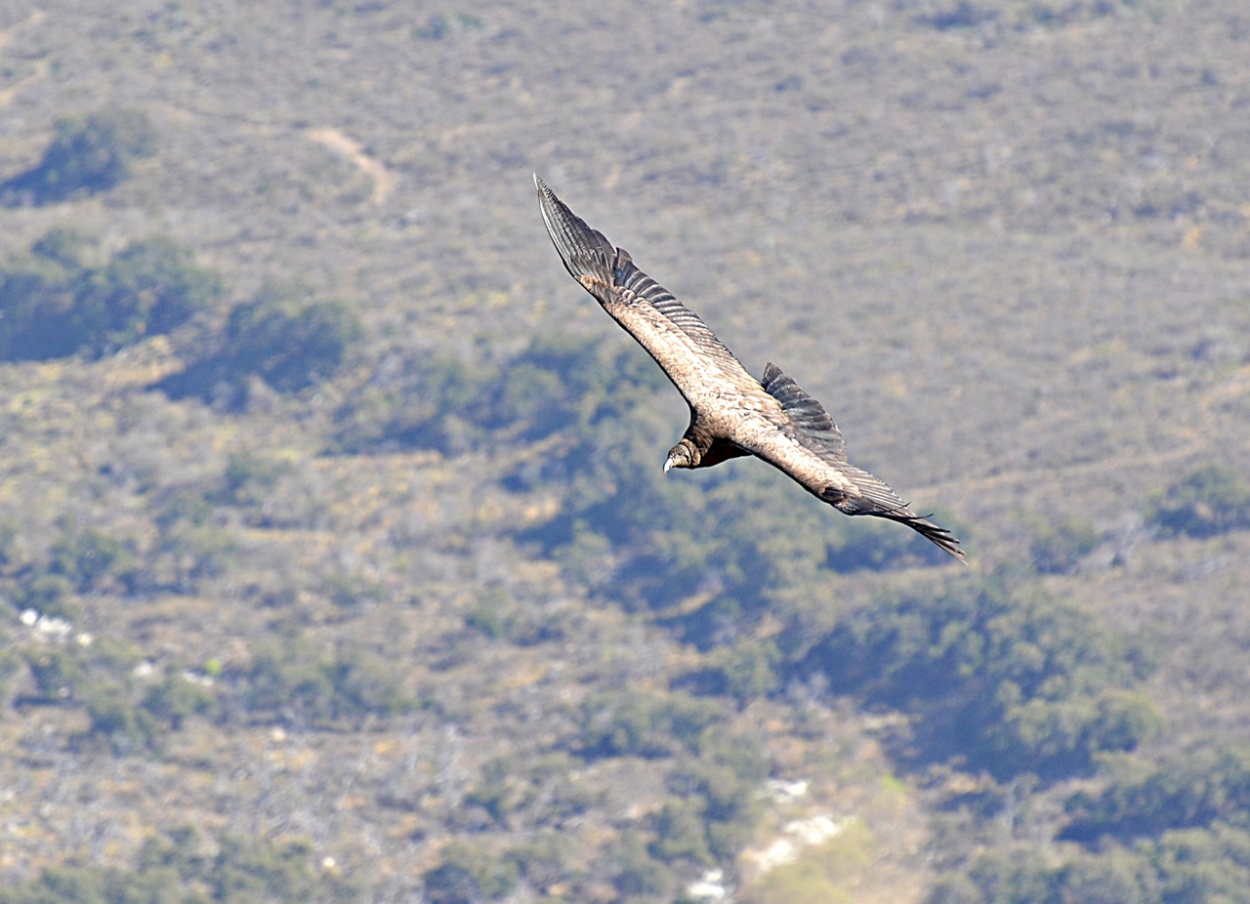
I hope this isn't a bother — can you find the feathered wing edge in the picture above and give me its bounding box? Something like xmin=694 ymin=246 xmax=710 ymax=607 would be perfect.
xmin=535 ymin=175 xmax=751 ymax=375
xmin=824 ymin=466 xmax=966 ymax=561
xmin=535 ymin=174 xmax=617 ymax=287
xmin=763 ymin=362 xmax=966 ymax=562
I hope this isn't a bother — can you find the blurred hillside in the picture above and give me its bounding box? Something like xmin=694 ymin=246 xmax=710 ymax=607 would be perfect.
xmin=1 ymin=1 xmax=1249 ymax=902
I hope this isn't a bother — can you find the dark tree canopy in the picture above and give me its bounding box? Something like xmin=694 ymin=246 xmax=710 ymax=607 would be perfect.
xmin=2 ymin=107 xmax=158 ymax=205
xmin=0 ymin=231 xmax=222 ymax=361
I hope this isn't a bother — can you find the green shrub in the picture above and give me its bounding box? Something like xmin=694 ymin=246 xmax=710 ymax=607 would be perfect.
xmin=321 ymin=570 xmax=385 ymax=609
xmin=24 ymin=648 xmax=87 ymax=703
xmin=505 ymin=829 xmax=578 ymax=895
xmin=613 ymin=832 xmax=676 ymax=901
xmin=31 ymin=226 xmax=97 ymax=268
xmin=15 ymin=573 xmax=78 ymax=620
xmin=150 ymin=486 xmax=238 ymax=590
xmin=0 ymin=231 xmax=222 ymax=360
xmin=801 ymin=571 xmax=1159 ymax=779
xmin=677 ymin=639 xmax=781 ymax=708
xmin=84 ymin=236 xmax=221 ymax=346
xmin=79 ymin=669 xmax=216 ymax=756
xmin=946 ymin=845 xmax=1159 ymax=904
xmin=49 ymin=523 xmax=138 ymax=593
xmin=464 ymin=755 xmax=525 ymax=824
xmin=465 ymin=585 xmax=517 ymax=640
xmin=332 ymin=353 xmax=482 ymax=453
xmin=1063 ymin=746 xmax=1250 ymax=843
xmin=1145 ymin=464 xmax=1250 ymax=539
xmin=241 ymin=635 xmax=412 ymax=728
xmin=215 ymin=450 xmax=292 ymax=506
xmin=936 ymin=824 xmax=1250 ymax=904
xmin=224 ymin=284 xmax=363 ymax=392
xmin=159 ymin=281 xmax=362 ymax=408
xmin=2 ymin=107 xmax=157 ymax=204
xmin=84 ymin=689 xmax=162 ymax=755
xmin=140 ymin=669 xmax=218 ymax=730
xmin=0 ymin=826 xmax=367 ymax=904
xmin=576 ymin=690 xmax=724 ymax=760
xmin=0 ymin=865 xmax=115 ymax=904
xmin=424 ymin=842 xmax=517 ymax=904
xmin=665 ymin=736 xmax=767 ymax=861
xmin=651 ymin=799 xmax=714 ymax=865
xmin=1030 ymin=516 xmax=1102 ymax=574
xmin=414 ymin=11 xmax=483 ymax=40
xmin=332 ymin=332 xmax=645 ymax=455
xmin=158 ymin=520 xmax=239 ymax=589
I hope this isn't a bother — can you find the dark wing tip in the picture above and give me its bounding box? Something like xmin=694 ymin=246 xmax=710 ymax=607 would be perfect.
xmin=828 ymin=466 xmax=967 ymax=562
xmin=534 ymin=175 xmax=615 ymax=285
xmin=898 ymin=513 xmax=967 ymax=562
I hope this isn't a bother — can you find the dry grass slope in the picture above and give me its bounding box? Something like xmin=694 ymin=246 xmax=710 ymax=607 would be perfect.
xmin=0 ymin=1 xmax=1248 ymax=902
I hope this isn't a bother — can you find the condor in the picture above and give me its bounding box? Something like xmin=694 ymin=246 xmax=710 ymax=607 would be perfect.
xmin=536 ymin=175 xmax=964 ymax=562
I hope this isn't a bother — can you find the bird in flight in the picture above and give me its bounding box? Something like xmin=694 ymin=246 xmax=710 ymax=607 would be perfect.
xmin=535 ymin=175 xmax=965 ymax=561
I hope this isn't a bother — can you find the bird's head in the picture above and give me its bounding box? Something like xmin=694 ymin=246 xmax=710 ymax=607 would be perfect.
xmin=663 ymin=440 xmax=698 ymax=474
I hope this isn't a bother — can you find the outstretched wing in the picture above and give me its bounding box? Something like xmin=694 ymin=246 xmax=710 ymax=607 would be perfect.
xmin=535 ymin=175 xmax=759 ymax=407
xmin=745 ymin=363 xmax=966 ymax=561
xmin=535 ymin=175 xmax=965 ymax=562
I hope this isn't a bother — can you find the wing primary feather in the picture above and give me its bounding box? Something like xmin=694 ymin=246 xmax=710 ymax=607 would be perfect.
xmin=535 ymin=175 xmax=753 ymax=373
xmin=761 ymin=362 xmax=846 ymax=458
xmin=822 ymin=466 xmax=966 ymax=561
xmin=534 ymin=174 xmax=616 ymax=287
xmin=873 ymin=510 xmax=965 ymax=560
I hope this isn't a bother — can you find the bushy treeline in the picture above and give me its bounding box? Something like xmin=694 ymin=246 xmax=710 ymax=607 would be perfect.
xmin=0 ymin=228 xmax=362 ymax=403
xmin=1145 ymin=463 xmax=1250 ymax=539
xmin=7 ymin=621 xmax=411 ymax=752
xmin=931 ymin=745 xmax=1250 ymax=902
xmin=330 ymin=331 xmax=1197 ymax=797
xmin=9 ymin=627 xmax=217 ymax=755
xmin=337 ymin=331 xmax=958 ymax=652
xmin=2 ymin=107 xmax=157 ymax=205
xmin=332 ymin=332 xmax=669 ymax=455
xmin=798 ymin=570 xmax=1161 ymax=779
xmin=933 ymin=824 xmax=1250 ymax=904
xmin=239 ymin=633 xmax=414 ymax=729
xmin=1063 ymin=746 xmax=1250 ymax=843
xmin=0 ymin=826 xmax=360 ymax=904
xmin=0 ymin=228 xmax=222 ymax=360
xmin=439 ymin=688 xmax=765 ymax=901
xmin=158 ymin=280 xmax=363 ymax=410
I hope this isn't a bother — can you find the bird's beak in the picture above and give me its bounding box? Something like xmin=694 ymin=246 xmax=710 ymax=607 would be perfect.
xmin=663 ymin=457 xmax=674 ymax=475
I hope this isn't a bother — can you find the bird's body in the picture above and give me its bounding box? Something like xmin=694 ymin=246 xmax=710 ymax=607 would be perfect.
xmin=535 ymin=175 xmax=965 ymax=561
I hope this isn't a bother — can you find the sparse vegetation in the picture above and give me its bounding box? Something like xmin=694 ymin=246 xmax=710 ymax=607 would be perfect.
xmin=0 ymin=827 xmax=361 ymax=904
xmin=1 ymin=1 xmax=1248 ymax=901
xmin=1028 ymin=514 xmax=1102 ymax=574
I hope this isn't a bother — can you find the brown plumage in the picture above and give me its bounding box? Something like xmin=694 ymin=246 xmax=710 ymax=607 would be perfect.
xmin=535 ymin=175 xmax=965 ymax=562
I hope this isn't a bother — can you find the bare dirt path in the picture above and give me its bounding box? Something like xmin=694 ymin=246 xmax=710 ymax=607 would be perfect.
xmin=305 ymin=127 xmax=396 ymax=205
xmin=0 ymin=10 xmax=48 ymax=108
